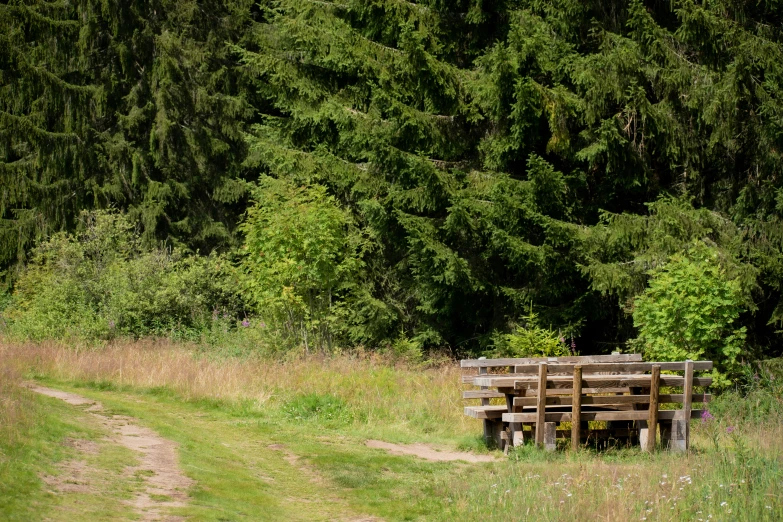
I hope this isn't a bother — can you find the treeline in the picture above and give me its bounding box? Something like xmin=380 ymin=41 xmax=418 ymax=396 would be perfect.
xmin=2 ymin=0 xmax=782 ymax=368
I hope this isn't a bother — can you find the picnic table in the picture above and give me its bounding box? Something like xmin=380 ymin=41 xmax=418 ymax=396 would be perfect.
xmin=461 ymin=354 xmax=712 ymax=452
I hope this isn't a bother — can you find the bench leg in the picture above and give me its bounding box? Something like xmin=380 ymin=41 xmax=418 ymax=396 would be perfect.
xmin=510 ymin=422 xmax=525 ymax=447
xmin=660 ymin=419 xmax=687 ymax=452
xmin=484 ymin=420 xmax=506 ymax=451
xmin=544 ymin=422 xmax=556 ymax=451
xmin=483 ymin=419 xmax=493 ymax=446
xmin=638 ymin=420 xmax=659 ymax=451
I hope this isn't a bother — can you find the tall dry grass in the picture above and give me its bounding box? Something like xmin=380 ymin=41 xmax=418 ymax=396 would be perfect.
xmin=0 ymin=364 xmax=32 ymax=447
xmin=0 ymin=339 xmax=478 ymax=440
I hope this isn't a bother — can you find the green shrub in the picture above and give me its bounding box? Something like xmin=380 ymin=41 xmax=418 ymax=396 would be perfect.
xmin=2 ymin=211 xmax=245 ymax=341
xmin=239 ymin=177 xmax=362 ymax=352
xmin=488 ymin=309 xmax=571 ymax=358
xmin=632 ymin=243 xmax=746 ymax=387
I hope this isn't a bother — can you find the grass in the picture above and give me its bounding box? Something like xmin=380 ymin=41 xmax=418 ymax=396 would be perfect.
xmin=0 ymin=365 xmax=142 ymax=521
xmin=1 ymin=338 xmax=782 ymax=521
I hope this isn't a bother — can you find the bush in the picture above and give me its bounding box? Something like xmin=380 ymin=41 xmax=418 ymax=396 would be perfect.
xmin=632 ymin=243 xmax=746 ymax=387
xmin=488 ymin=309 xmax=571 ymax=358
xmin=239 ymin=177 xmax=362 ymax=352
xmin=2 ymin=211 xmax=245 ymax=341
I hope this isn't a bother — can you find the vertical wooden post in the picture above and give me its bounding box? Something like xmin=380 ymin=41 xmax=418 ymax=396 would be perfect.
xmin=683 ymin=359 xmax=694 ymax=450
xmin=478 ymin=358 xmax=492 ymax=446
xmin=535 ymin=363 xmax=547 ymax=448
xmin=646 ymin=365 xmax=661 ymax=452
xmin=571 ymin=365 xmax=582 ymax=452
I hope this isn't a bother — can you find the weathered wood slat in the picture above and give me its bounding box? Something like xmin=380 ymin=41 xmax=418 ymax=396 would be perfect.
xmin=525 ymin=387 xmax=635 ymax=395
xmin=464 ymin=405 xmax=507 ymax=419
xmin=510 ymin=361 xmax=713 ymax=374
xmin=460 ymin=354 xmax=642 ymax=368
xmin=513 ymin=393 xmax=711 ymax=407
xmin=469 ymin=374 xmax=711 ymax=388
xmin=501 ymin=409 xmax=706 ymax=423
xmin=462 ymin=390 xmax=506 ymax=399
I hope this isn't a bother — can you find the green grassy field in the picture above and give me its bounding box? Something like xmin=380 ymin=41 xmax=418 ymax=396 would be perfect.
xmin=1 ymin=340 xmax=781 ymax=521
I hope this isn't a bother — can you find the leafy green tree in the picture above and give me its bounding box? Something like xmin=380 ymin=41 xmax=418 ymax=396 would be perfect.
xmin=632 ymin=244 xmax=747 ymax=387
xmin=239 ymin=177 xmax=361 ymax=351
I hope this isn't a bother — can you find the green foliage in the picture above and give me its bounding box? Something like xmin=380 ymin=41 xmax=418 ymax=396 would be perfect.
xmin=2 ymin=211 xmax=243 ymax=341
xmin=709 ymin=359 xmax=783 ymax=425
xmin=239 ymin=177 xmax=362 ymax=351
xmin=0 ymin=0 xmax=252 ymax=268
xmin=489 ymin=309 xmax=571 ymax=358
xmin=632 ymin=244 xmax=746 ymax=387
xmin=2 ymin=0 xmax=783 ymax=358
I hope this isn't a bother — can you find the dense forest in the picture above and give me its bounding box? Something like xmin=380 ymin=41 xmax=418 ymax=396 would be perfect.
xmin=2 ymin=0 xmax=782 ymax=374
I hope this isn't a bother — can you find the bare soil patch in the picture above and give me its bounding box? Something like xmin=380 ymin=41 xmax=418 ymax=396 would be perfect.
xmin=31 ymin=385 xmax=193 ymax=522
xmin=365 ymin=440 xmax=498 ymax=463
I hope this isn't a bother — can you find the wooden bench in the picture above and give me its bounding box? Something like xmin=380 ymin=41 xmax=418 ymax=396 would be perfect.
xmin=461 ymin=354 xmax=644 ymax=449
xmin=496 ymin=360 xmax=713 ymax=451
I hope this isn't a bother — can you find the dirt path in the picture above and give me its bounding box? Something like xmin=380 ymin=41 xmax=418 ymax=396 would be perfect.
xmin=31 ymin=385 xmax=193 ymax=522
xmin=365 ymin=440 xmax=498 ymax=463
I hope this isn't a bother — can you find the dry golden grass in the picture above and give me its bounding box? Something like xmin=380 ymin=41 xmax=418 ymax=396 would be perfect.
xmin=0 ymin=338 xmax=478 ymax=440
xmin=0 ymin=364 xmax=30 ymax=447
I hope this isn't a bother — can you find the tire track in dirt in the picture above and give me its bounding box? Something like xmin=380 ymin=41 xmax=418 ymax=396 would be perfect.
xmin=31 ymin=385 xmax=193 ymax=522
xmin=266 ymin=443 xmax=383 ymax=522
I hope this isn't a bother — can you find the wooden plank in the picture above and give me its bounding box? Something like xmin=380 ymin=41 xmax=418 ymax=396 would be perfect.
xmin=525 ymin=387 xmax=634 ymax=396
xmin=460 ymin=354 xmax=643 ymax=368
xmin=471 ymin=374 xmax=711 ymax=388
xmin=501 ymin=409 xmax=706 ymax=423
xmin=646 ymin=365 xmax=661 ymax=452
xmin=512 ymin=393 xmax=711 ymax=407
xmin=511 ymin=361 xmax=713 ymax=374
xmin=683 ymin=360 xmax=694 ymax=450
xmin=464 ymin=405 xmax=507 ymax=420
xmin=572 ymin=365 xmax=582 ymax=451
xmin=535 ymin=363 xmax=547 ymax=447
xmin=463 ymin=390 xmax=506 ymax=399
xmin=479 ymin=362 xmax=491 ymax=443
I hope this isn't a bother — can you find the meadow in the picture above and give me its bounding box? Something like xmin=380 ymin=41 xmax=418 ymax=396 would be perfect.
xmin=1 ymin=339 xmax=781 ymax=521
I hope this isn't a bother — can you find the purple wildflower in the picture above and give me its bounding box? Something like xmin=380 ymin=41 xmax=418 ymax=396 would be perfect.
xmin=726 ymin=426 xmax=735 ymax=434
xmin=559 ymin=336 xmax=566 ymax=344
xmin=701 ymin=410 xmax=715 ymax=423
xmin=241 ymin=319 xmax=250 ymax=328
